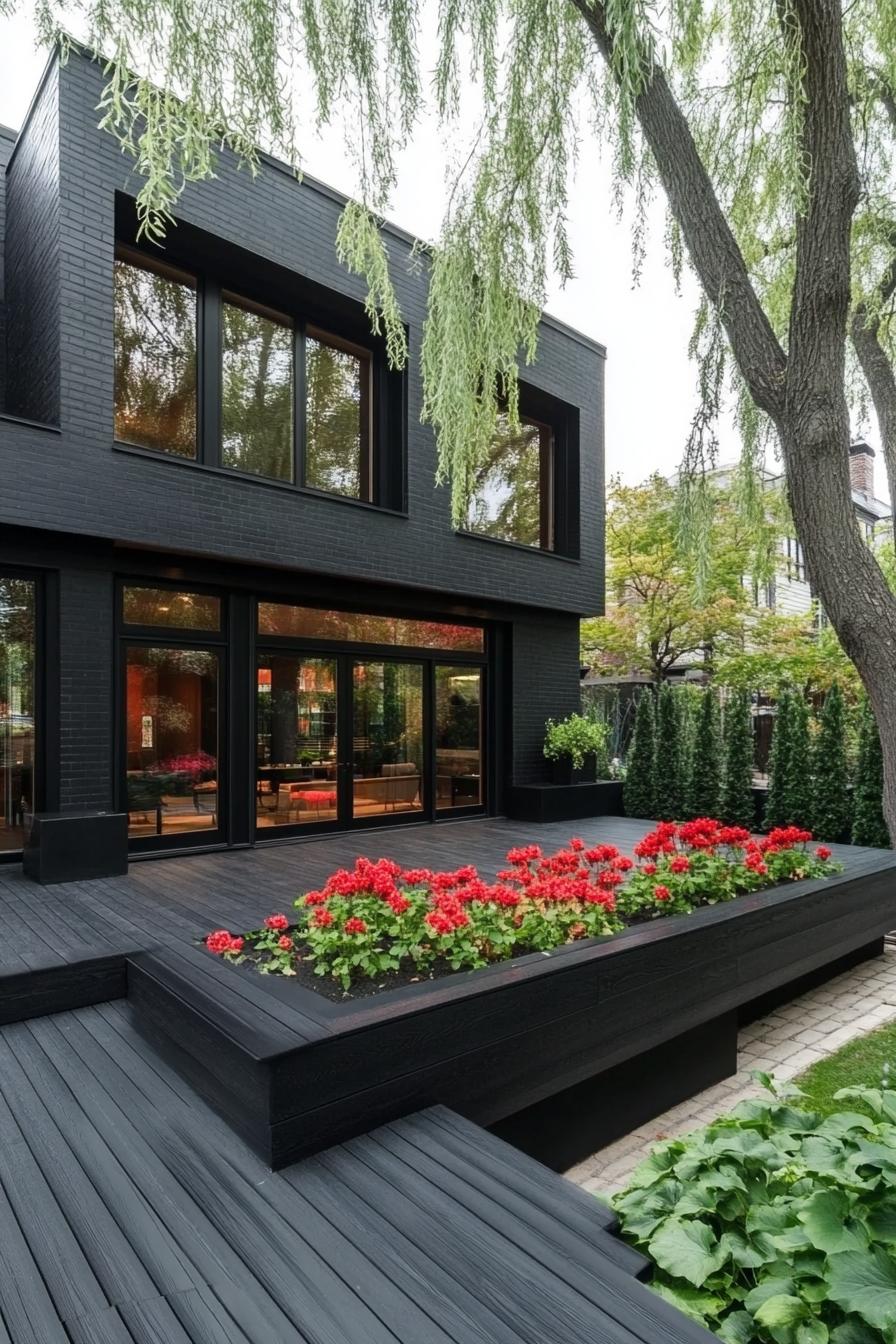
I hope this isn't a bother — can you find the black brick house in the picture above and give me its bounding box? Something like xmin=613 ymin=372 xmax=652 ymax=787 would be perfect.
xmin=0 ymin=49 xmax=604 ymax=864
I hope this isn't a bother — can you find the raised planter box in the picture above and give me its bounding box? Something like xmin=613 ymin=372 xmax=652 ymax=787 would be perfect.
xmin=507 ymin=779 xmax=624 ymax=823
xmin=128 ymin=848 xmax=896 ymax=1171
xmin=23 ymin=810 xmax=129 ymax=883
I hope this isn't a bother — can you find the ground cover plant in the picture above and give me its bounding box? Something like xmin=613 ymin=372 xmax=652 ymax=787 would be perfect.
xmin=795 ymin=1024 xmax=896 ymax=1121
xmin=205 ymin=821 xmax=839 ymax=993
xmin=613 ymin=1078 xmax=896 ymax=1342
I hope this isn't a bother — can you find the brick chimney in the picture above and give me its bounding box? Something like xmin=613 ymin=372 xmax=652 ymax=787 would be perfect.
xmin=849 ymin=440 xmax=876 ymax=498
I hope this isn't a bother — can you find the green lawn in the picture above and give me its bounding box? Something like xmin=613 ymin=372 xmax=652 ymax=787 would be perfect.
xmin=794 ymin=1018 xmax=896 ymax=1115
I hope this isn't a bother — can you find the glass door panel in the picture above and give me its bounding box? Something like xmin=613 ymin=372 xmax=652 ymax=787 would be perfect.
xmin=125 ymin=645 xmax=220 ymax=839
xmin=0 ymin=577 xmax=36 ymax=852
xmin=256 ymin=654 xmax=338 ymax=829
xmin=435 ymin=665 xmax=483 ymax=809
xmin=352 ymin=661 xmax=424 ymax=820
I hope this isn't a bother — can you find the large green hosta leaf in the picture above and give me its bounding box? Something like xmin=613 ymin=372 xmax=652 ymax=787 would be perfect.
xmin=826 ymin=1247 xmax=896 ymax=1331
xmin=647 ymin=1217 xmax=726 ymax=1287
xmin=798 ymin=1190 xmax=870 ymax=1255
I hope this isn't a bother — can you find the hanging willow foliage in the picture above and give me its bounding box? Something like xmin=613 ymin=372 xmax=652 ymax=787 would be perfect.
xmin=1 ymin=0 xmax=895 ymax=526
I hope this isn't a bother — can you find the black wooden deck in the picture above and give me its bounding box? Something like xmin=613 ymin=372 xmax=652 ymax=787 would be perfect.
xmin=0 ymin=998 xmax=712 ymax=1343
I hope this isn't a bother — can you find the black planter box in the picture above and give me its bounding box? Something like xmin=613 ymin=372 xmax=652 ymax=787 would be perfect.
xmin=23 ymin=810 xmax=129 ymax=883
xmin=128 ymin=848 xmax=896 ymax=1171
xmin=507 ymin=779 xmax=624 ymax=823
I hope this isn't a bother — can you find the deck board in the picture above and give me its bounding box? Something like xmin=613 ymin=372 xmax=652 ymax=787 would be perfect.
xmin=0 ymin=996 xmax=714 ymax=1343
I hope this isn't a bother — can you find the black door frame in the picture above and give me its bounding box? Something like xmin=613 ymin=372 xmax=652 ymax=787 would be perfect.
xmin=115 ymin=579 xmax=229 ymax=854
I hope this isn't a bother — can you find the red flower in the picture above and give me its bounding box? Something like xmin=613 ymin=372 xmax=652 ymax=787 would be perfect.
xmin=387 ymin=893 xmax=412 ymax=915
xmin=816 ymin=845 xmax=832 ymax=861
xmin=227 ymin=935 xmax=244 ymax=953
xmin=312 ymin=909 xmax=334 ymax=928
xmin=641 ymin=862 xmax=657 ymax=876
xmin=344 ymin=917 xmax=368 ymax=935
xmin=506 ymin=844 xmax=542 ymax=865
xmin=718 ymin=826 xmax=751 ymax=847
xmin=402 ymin=868 xmax=434 ymax=885
xmin=278 ymin=935 xmax=293 ymax=951
xmin=653 ymin=885 xmax=672 ymax=902
xmin=669 ymin=856 xmax=690 ymax=874
xmin=569 ymin=922 xmax=587 ymax=938
xmin=304 ymin=890 xmax=327 ymax=906
xmin=585 ymin=843 xmax=621 ymax=864
xmin=613 ymin=855 xmax=634 ymax=872
xmin=206 ymin=929 xmax=234 ymax=954
xmin=264 ymin=913 xmax=289 ymax=931
xmin=569 ymin=837 xmax=585 ymax=852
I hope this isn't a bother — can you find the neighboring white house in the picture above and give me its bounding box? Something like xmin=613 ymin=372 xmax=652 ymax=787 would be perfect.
xmin=752 ymin=441 xmax=891 ymax=621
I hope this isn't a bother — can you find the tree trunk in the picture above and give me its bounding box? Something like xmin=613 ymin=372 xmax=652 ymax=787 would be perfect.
xmin=572 ymin=0 xmax=896 ymax=841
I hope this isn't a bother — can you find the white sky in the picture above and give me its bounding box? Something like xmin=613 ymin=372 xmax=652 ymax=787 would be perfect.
xmin=0 ymin=11 xmax=883 ymax=492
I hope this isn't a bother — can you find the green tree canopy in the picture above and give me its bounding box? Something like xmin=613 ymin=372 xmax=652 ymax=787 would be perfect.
xmin=582 ymin=474 xmax=777 ymax=684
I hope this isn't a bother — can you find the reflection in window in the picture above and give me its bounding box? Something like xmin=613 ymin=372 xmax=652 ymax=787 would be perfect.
xmin=256 ymin=656 xmax=338 ymax=827
xmin=0 ymin=578 xmax=35 ymax=852
xmin=436 ymin=666 xmax=483 ymax=809
xmin=125 ymin=645 xmax=219 ymax=838
xmin=305 ymin=330 xmax=371 ymax=498
xmin=353 ymin=662 xmax=424 ymax=818
xmin=257 ymin=602 xmax=484 ymax=652
xmin=222 ymin=297 xmax=294 ymax=480
xmin=466 ymin=415 xmax=551 ymax=549
xmin=123 ymin=586 xmax=221 ymax=631
xmin=114 ymin=253 xmax=197 ymax=457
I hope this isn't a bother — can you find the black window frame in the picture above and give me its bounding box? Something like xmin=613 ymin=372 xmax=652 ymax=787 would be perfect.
xmin=0 ymin=565 xmax=52 ymax=861
xmin=458 ymin=383 xmax=580 ymax=559
xmin=113 ymin=199 xmax=405 ymax=511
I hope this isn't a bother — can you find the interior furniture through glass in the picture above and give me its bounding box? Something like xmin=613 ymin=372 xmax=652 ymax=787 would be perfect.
xmin=256 ymin=654 xmax=338 ymax=827
xmin=125 ymin=644 xmax=220 ymax=838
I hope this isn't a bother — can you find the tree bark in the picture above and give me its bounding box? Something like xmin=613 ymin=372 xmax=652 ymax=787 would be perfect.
xmin=851 ymin=246 xmax=896 ymax=524
xmin=572 ymin=0 xmax=896 ymax=841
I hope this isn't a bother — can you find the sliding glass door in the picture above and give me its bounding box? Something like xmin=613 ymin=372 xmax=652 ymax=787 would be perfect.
xmin=254 ymin=650 xmax=484 ymax=836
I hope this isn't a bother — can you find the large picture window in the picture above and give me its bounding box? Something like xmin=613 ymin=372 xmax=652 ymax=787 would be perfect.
xmin=0 ymin=577 xmax=35 ymax=853
xmin=114 ymin=252 xmax=198 ymax=458
xmin=304 ymin=330 xmax=371 ymax=499
xmin=113 ymin=239 xmax=397 ymax=505
xmin=222 ymin=296 xmax=294 ymax=481
xmin=466 ymin=413 xmax=553 ymax=550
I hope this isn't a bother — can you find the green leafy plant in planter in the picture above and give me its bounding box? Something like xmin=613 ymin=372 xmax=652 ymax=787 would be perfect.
xmin=542 ymin=713 xmax=610 ymax=784
xmin=613 ymin=1077 xmax=896 ymax=1341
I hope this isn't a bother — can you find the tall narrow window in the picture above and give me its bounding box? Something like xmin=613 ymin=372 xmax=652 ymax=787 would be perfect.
xmin=0 ymin=577 xmax=35 ymax=852
xmin=304 ymin=328 xmax=371 ymax=499
xmin=114 ymin=251 xmax=198 ymax=457
xmin=222 ymin=296 xmax=294 ymax=481
xmin=466 ymin=414 xmax=553 ymax=549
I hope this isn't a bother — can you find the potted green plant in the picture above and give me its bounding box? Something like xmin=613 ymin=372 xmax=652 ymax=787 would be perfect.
xmin=543 ymin=714 xmax=610 ymax=785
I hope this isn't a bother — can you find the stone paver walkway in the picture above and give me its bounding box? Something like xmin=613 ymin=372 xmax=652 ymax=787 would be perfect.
xmin=566 ymin=944 xmax=896 ymax=1196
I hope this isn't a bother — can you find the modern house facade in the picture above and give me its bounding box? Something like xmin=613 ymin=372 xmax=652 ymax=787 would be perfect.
xmin=0 ymin=50 xmax=605 ymax=863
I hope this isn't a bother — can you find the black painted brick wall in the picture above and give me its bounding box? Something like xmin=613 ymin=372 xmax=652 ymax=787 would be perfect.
xmin=4 ymin=64 xmax=60 ymax=424
xmin=0 ymin=50 xmax=604 ymax=622
xmin=511 ymin=612 xmax=583 ymax=784
xmin=57 ymin=566 xmax=114 ymax=810
xmin=0 ymin=124 xmax=16 ymax=410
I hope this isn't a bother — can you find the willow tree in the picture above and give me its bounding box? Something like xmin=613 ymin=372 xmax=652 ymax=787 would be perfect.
xmin=6 ymin=0 xmax=896 ymax=836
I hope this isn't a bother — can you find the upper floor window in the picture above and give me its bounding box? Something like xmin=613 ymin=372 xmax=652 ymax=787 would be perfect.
xmin=113 ymin=240 xmax=399 ymax=508
xmin=304 ymin=329 xmax=372 ymax=498
xmin=221 ymin=295 xmax=294 ymax=482
xmin=114 ymin=252 xmax=197 ymax=458
xmin=784 ymin=536 xmax=806 ymax=583
xmin=466 ymin=413 xmax=555 ymax=550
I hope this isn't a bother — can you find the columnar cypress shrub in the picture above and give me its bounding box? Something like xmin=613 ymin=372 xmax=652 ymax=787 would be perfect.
xmin=811 ymin=683 xmax=851 ymax=842
xmin=764 ymin=689 xmax=793 ymax=830
xmin=623 ymin=689 xmax=657 ymax=819
xmin=675 ymin=687 xmax=698 ymax=818
xmin=852 ymin=699 xmax=890 ymax=848
xmin=689 ymin=689 xmax=722 ymax=819
xmin=720 ymin=690 xmax=755 ymax=829
xmin=654 ymin=681 xmax=684 ymax=820
xmin=765 ymin=689 xmax=812 ymax=830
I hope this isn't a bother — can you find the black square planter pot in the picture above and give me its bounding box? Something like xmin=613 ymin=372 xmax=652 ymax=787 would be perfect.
xmin=23 ymin=811 xmax=129 ymax=884
xmin=507 ymin=780 xmax=624 ymax=823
